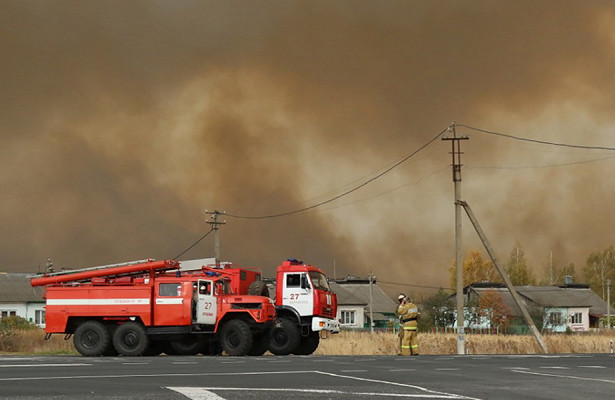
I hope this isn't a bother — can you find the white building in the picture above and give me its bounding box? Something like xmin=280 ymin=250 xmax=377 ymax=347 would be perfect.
xmin=0 ymin=273 xmax=46 ymax=327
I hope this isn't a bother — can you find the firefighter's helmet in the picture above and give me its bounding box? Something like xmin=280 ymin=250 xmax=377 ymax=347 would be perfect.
xmin=398 ymin=293 xmax=406 ymax=302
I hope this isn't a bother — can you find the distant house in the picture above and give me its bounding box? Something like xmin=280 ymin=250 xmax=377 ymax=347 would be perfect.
xmin=330 ymin=275 xmax=397 ymax=330
xmin=451 ymin=282 xmax=614 ymax=333
xmin=0 ymin=273 xmax=46 ymax=327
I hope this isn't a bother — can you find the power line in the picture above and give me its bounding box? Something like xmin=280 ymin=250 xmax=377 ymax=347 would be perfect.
xmin=226 ymin=128 xmax=448 ymax=219
xmin=378 ymin=280 xmax=454 ymax=291
xmin=173 ymin=228 xmax=214 ymax=260
xmin=467 ymin=155 xmax=615 ymax=170
xmin=458 ymin=124 xmax=615 ymax=151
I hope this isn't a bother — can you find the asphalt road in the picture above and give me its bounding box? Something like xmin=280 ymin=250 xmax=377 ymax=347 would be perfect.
xmin=0 ymin=353 xmax=614 ymax=399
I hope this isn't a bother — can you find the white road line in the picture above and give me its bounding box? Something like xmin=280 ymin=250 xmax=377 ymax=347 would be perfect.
xmin=314 ymin=371 xmax=482 ymax=400
xmin=389 ymin=369 xmax=417 ymax=372
xmin=121 ymin=362 xmax=149 ymax=365
xmin=539 ymin=366 xmax=569 ymax=369
xmin=500 ymin=367 xmax=529 ymax=370
xmin=435 ymin=368 xmax=460 ymax=371
xmin=0 ymin=363 xmax=91 ymax=368
xmin=578 ymin=366 xmax=606 ymax=369
xmin=340 ymin=369 xmax=367 ymax=373
xmin=511 ymin=369 xmax=615 ymax=384
xmin=167 ymin=387 xmax=474 ymax=399
xmin=168 ymin=387 xmax=226 ymax=400
xmin=172 ymin=362 xmax=199 ymax=365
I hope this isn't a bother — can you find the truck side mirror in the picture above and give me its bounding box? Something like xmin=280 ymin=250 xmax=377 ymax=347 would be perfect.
xmin=300 ymin=275 xmax=311 ymax=290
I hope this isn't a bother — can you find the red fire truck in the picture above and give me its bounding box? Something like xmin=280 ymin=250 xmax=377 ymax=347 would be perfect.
xmin=30 ymin=259 xmax=276 ymax=357
xmin=197 ymin=258 xmax=340 ymax=355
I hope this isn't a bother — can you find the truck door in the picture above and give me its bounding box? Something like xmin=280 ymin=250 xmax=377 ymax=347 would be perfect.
xmin=196 ymin=280 xmax=217 ymax=325
xmin=283 ymin=272 xmax=313 ymax=316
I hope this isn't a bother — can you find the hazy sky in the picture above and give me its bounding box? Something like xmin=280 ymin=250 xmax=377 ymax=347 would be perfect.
xmin=2 ymin=1 xmax=615 ymax=298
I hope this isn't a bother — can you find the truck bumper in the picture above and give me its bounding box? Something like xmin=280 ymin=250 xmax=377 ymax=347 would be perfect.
xmin=311 ymin=317 xmax=340 ymax=333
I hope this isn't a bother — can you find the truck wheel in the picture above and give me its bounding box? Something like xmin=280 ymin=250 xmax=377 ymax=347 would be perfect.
xmin=113 ymin=321 xmax=149 ymax=356
xmin=220 ymin=319 xmax=253 ymax=356
xmin=268 ymin=318 xmax=300 ymax=355
xmin=247 ymin=333 xmax=269 ymax=356
xmin=293 ymin=331 xmax=320 ymax=355
xmin=142 ymin=340 xmax=163 ymax=356
xmin=74 ymin=320 xmax=112 ymax=357
xmin=247 ymin=281 xmax=270 ymax=297
xmin=169 ymin=335 xmax=205 ymax=355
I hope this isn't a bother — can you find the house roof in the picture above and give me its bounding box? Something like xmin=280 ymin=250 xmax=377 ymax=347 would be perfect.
xmin=0 ymin=273 xmax=45 ymax=303
xmin=330 ymin=280 xmax=397 ymax=314
xmin=465 ymin=284 xmax=615 ymax=317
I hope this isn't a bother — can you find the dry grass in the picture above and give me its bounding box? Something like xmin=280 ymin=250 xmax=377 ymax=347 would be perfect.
xmin=0 ymin=329 xmax=76 ymax=355
xmin=2 ymin=328 xmax=615 ymax=356
xmin=315 ymin=331 xmax=615 ymax=355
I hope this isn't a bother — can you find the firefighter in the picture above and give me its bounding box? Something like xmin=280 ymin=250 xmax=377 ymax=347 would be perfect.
xmin=396 ymin=293 xmax=420 ymax=356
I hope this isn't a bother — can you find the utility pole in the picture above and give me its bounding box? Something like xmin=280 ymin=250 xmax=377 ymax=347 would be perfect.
xmin=368 ymin=272 xmax=375 ymax=333
xmin=205 ymin=210 xmax=226 ymax=266
xmin=442 ymin=122 xmax=468 ymax=355
xmin=608 ymin=279 xmax=611 ymax=330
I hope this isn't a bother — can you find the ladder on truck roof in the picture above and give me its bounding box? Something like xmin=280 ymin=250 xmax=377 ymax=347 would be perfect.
xmin=30 ymin=259 xmax=179 ymax=286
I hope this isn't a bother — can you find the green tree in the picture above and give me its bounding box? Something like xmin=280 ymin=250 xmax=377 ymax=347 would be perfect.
xmin=449 ymin=249 xmax=501 ymax=289
xmin=418 ymin=288 xmax=455 ymax=332
xmin=583 ymin=246 xmax=615 ymax=300
xmin=506 ymin=241 xmax=536 ymax=285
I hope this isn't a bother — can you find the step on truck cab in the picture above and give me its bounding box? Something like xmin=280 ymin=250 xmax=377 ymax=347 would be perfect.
xmin=30 ymin=259 xmax=276 ymax=357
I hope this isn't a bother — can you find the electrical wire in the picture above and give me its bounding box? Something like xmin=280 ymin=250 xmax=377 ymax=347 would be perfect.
xmin=467 ymin=155 xmax=615 ymax=170
xmin=226 ymin=128 xmax=448 ymax=219
xmin=458 ymin=124 xmax=615 ymax=151
xmin=378 ymin=280 xmax=454 ymax=291
xmin=173 ymin=228 xmax=214 ymax=260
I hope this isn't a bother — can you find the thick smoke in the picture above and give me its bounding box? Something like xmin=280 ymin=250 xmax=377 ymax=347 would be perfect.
xmin=2 ymin=1 xmax=615 ymax=297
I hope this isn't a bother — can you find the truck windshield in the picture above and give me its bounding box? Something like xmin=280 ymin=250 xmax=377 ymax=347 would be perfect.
xmin=308 ymin=271 xmax=330 ymax=291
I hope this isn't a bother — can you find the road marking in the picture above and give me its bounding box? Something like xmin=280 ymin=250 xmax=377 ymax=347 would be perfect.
xmin=168 ymin=387 xmax=226 ymax=400
xmin=512 ymin=369 xmax=615 ymax=384
xmin=435 ymin=368 xmax=460 ymax=371
xmin=122 ymin=362 xmax=149 ymax=365
xmin=340 ymin=369 xmax=367 ymax=373
xmin=389 ymin=369 xmax=417 ymax=372
xmin=167 ymin=386 xmax=476 ymax=399
xmin=578 ymin=366 xmax=606 ymax=369
xmin=172 ymin=362 xmax=199 ymax=365
xmin=314 ymin=371 xmax=482 ymax=400
xmin=220 ymin=361 xmax=245 ymax=364
xmin=539 ymin=366 xmax=569 ymax=369
xmin=0 ymin=363 xmax=91 ymax=368
xmin=0 ymin=369 xmax=483 ymax=398
xmin=500 ymin=367 xmax=529 ymax=370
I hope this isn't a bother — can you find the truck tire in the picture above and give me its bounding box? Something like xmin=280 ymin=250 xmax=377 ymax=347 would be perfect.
xmin=268 ymin=318 xmax=300 ymax=355
xmin=74 ymin=320 xmax=112 ymax=357
xmin=169 ymin=335 xmax=205 ymax=355
xmin=247 ymin=333 xmax=269 ymax=356
xmin=247 ymin=281 xmax=270 ymax=297
xmin=113 ymin=321 xmax=149 ymax=356
xmin=293 ymin=330 xmax=320 ymax=355
xmin=219 ymin=319 xmax=253 ymax=356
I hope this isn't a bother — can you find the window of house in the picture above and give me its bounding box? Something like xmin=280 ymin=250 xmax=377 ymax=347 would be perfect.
xmin=549 ymin=312 xmax=562 ymax=325
xmin=571 ymin=312 xmax=582 ymax=324
xmin=159 ymin=283 xmax=181 ymax=297
xmin=341 ymin=310 xmax=356 ymax=325
xmin=35 ymin=310 xmax=46 ymax=325
xmin=1 ymin=310 xmax=17 ymax=319
xmin=286 ymin=274 xmax=301 ymax=288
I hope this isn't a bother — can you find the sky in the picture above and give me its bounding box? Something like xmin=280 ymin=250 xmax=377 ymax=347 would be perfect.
xmin=2 ymin=1 xmax=615 ymax=298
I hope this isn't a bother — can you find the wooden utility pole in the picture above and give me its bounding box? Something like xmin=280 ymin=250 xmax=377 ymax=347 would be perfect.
xmin=459 ymin=200 xmax=549 ymax=353
xmin=442 ymin=122 xmax=468 ymax=355
xmin=205 ymin=210 xmax=226 ymax=266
